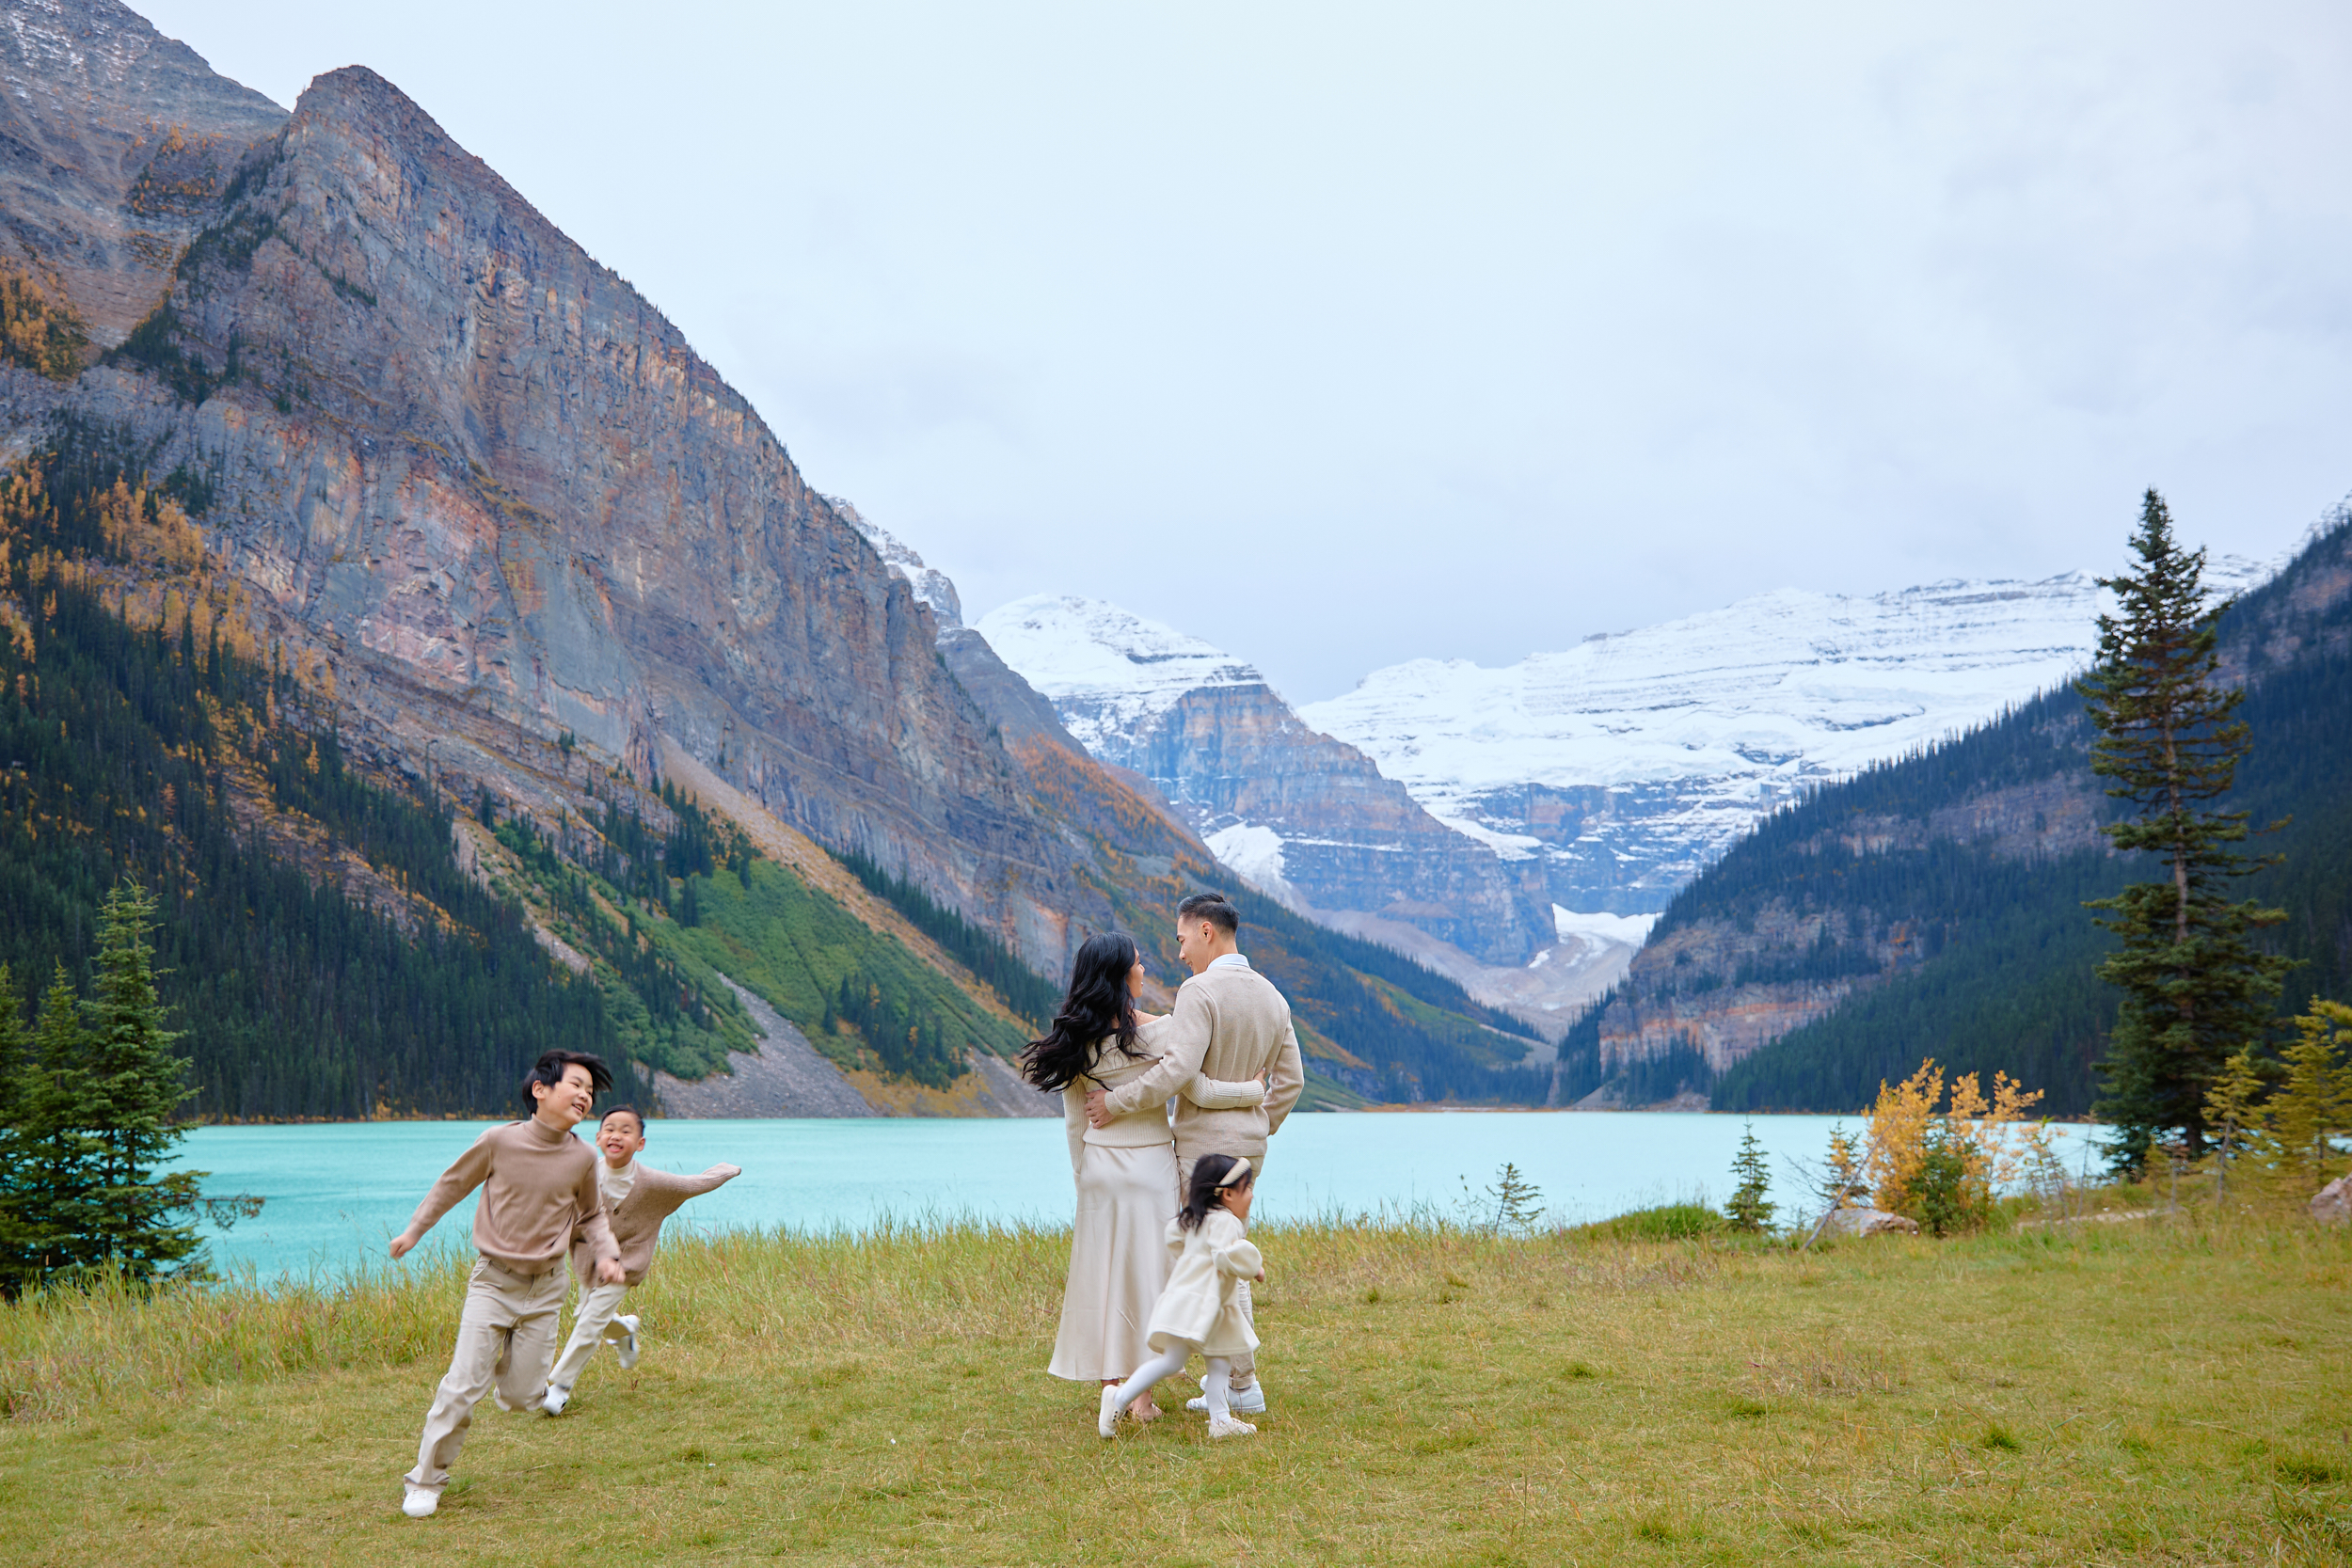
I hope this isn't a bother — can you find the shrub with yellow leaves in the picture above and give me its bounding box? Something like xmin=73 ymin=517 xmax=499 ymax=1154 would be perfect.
xmin=1861 ymin=1059 xmax=2050 ymax=1234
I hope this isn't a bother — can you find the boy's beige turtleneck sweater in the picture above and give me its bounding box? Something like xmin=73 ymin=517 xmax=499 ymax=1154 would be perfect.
xmin=405 ymin=1117 xmax=619 ymax=1275
xmin=568 ymin=1162 xmax=739 ymax=1286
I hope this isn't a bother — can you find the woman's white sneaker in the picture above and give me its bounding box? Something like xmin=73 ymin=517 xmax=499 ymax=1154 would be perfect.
xmin=401 ymin=1484 xmax=439 ymax=1518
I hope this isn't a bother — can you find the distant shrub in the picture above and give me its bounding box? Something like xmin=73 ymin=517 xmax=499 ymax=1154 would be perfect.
xmin=1573 ymin=1203 xmax=1726 ymax=1243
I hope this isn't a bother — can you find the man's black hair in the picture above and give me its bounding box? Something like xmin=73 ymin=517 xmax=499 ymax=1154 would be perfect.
xmin=1177 ymin=893 xmax=1240 ymax=935
xmin=599 ymin=1103 xmax=646 ymax=1133
xmin=521 ymin=1049 xmax=613 ymax=1108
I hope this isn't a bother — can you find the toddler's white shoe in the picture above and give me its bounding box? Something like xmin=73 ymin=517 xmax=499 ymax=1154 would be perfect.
xmin=401 ymin=1484 xmax=439 ymax=1518
xmin=1097 ymin=1386 xmax=1122 ymax=1439
xmin=1187 ymin=1380 xmax=1267 ymax=1416
xmin=614 ymin=1314 xmax=642 ymax=1370
xmin=1205 ymin=1414 xmax=1258 ymax=1439
xmin=540 ymin=1384 xmax=569 ymax=1417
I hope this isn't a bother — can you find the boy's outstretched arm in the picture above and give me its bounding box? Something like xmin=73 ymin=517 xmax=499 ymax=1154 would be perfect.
xmin=389 ymin=1132 xmax=495 ymax=1259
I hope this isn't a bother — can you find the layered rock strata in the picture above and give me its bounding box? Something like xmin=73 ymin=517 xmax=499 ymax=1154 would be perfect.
xmin=0 ymin=35 xmax=1105 ymax=971
xmin=0 ymin=0 xmax=286 ymax=344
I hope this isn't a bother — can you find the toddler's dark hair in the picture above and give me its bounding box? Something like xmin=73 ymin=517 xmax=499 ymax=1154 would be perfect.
xmin=1178 ymin=1152 xmax=1253 ymax=1231
xmin=599 ymin=1104 xmax=645 ymax=1133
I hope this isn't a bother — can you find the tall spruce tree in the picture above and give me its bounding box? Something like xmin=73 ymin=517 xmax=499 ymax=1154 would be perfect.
xmin=0 ymin=965 xmax=107 ymax=1290
xmin=2077 ymin=491 xmax=2290 ymax=1173
xmin=79 ymin=881 xmax=205 ymax=1280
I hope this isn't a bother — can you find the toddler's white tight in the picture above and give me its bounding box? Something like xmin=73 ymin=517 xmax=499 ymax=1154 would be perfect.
xmin=1107 ymin=1344 xmax=1232 ymax=1418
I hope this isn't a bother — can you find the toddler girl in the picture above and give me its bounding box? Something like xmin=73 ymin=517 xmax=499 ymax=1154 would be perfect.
xmin=1098 ymin=1152 xmax=1265 ymax=1439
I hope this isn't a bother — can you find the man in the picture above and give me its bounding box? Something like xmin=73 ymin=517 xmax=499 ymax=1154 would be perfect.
xmin=389 ymin=1050 xmax=624 ymax=1518
xmin=1086 ymin=893 xmax=1303 ymax=1414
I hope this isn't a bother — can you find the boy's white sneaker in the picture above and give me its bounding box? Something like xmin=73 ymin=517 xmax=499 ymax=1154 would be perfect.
xmin=540 ymin=1383 xmax=569 ymax=1417
xmin=1187 ymin=1380 xmax=1267 ymax=1416
xmin=401 ymin=1484 xmax=439 ymax=1518
xmin=1206 ymin=1414 xmax=1258 ymax=1439
xmin=614 ymin=1314 xmax=642 ymax=1370
xmin=1097 ymin=1386 xmax=1122 ymax=1439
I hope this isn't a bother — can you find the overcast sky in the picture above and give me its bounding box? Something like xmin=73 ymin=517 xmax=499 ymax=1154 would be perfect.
xmin=140 ymin=1 xmax=2352 ymax=703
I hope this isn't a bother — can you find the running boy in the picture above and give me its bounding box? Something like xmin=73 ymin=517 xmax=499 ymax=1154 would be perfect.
xmin=389 ymin=1050 xmax=624 ymax=1518
xmin=541 ymin=1105 xmax=740 ymax=1414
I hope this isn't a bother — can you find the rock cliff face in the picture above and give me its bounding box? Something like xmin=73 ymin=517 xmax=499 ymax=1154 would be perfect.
xmin=976 ymin=594 xmax=1552 ymax=966
xmin=0 ymin=0 xmax=285 ymax=345
xmin=0 ymin=30 xmax=1105 ymax=967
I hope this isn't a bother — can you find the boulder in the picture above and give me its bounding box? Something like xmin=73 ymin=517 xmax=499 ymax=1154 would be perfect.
xmin=1819 ymin=1207 xmax=1921 ymax=1239
xmin=2312 ymin=1176 xmax=2352 ymax=1227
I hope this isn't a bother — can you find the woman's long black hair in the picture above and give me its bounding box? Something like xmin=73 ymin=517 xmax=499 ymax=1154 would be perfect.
xmin=1019 ymin=932 xmax=1143 ymax=1092
xmin=1178 ymin=1152 xmax=1252 ymax=1230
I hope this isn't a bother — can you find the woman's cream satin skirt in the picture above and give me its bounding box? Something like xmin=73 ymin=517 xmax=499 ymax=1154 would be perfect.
xmin=1048 ymin=1141 xmax=1181 ymax=1380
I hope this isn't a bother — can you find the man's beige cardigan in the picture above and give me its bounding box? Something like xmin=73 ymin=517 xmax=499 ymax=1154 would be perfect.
xmin=568 ymin=1164 xmax=738 ymax=1287
xmin=1099 ymin=958 xmax=1304 ymax=1156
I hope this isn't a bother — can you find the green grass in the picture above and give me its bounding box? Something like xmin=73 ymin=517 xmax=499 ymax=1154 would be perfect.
xmin=1568 ymin=1201 xmax=1728 ymax=1242
xmin=2 ymin=1215 xmax=2347 ymax=1564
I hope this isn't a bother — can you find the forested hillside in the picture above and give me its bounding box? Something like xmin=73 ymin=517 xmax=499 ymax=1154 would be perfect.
xmin=1565 ymin=506 xmax=2352 ymax=1115
xmin=0 ymin=431 xmax=626 ymax=1118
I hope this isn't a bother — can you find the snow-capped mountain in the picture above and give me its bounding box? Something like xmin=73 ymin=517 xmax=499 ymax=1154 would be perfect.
xmin=974 ymin=595 xmax=1553 ymax=966
xmin=974 ymin=595 xmax=1258 ymax=756
xmin=1300 ymin=561 xmax=2277 ymax=914
xmin=830 ymin=496 xmax=962 ymax=626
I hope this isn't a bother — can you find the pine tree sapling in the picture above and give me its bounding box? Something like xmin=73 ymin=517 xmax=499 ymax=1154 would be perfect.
xmin=2268 ymin=1001 xmax=2352 ymax=1193
xmin=2200 ymin=1045 xmax=2275 ymax=1209
xmin=2077 ymin=491 xmax=2291 ymax=1172
xmin=1725 ymin=1121 xmax=1776 ymax=1232
xmin=1484 ymin=1162 xmax=1546 ymax=1235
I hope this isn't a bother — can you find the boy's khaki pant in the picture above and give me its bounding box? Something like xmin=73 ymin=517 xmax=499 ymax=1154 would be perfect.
xmin=547 ymin=1279 xmax=632 ymax=1394
xmin=404 ymin=1258 xmax=567 ymax=1492
xmin=1175 ymin=1151 xmax=1264 ymax=1387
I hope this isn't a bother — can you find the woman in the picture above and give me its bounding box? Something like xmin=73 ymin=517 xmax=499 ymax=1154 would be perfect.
xmin=1023 ymin=932 xmax=1264 ymax=1419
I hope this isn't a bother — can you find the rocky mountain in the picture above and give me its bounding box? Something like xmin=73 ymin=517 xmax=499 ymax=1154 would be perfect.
xmin=1301 ymin=562 xmax=2278 ymax=918
xmin=831 ymin=496 xmax=961 ymax=627
xmin=0 ymin=3 xmax=1106 ymax=974
xmin=1552 ymin=506 xmax=2351 ymax=1115
xmin=0 ymin=0 xmax=1553 ymax=1116
xmin=975 ymin=594 xmax=1553 ymax=967
xmin=0 ymin=0 xmax=283 ymax=347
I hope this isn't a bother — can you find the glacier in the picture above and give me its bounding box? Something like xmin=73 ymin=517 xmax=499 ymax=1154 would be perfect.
xmin=1300 ymin=562 xmax=2276 ymax=913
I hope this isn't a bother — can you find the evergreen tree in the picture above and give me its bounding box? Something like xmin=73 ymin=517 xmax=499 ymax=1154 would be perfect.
xmin=1725 ymin=1121 xmax=1776 ymax=1232
xmin=2267 ymin=1001 xmax=2352 ymax=1192
xmin=2077 ymin=491 xmax=2291 ymax=1172
xmin=0 ymin=963 xmax=33 ymax=1286
xmin=79 ymin=882 xmax=205 ymax=1280
xmin=0 ymin=966 xmax=106 ymax=1290
xmin=2200 ymin=1045 xmax=2273 ymax=1208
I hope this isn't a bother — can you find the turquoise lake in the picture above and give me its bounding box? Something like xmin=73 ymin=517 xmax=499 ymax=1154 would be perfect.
xmin=169 ymin=1113 xmax=2104 ymax=1282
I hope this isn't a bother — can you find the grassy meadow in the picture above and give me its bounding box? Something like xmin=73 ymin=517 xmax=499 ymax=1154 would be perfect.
xmin=1 ymin=1209 xmax=2346 ymax=1566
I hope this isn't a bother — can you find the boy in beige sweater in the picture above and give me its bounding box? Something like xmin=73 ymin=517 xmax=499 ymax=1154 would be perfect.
xmin=389 ymin=1050 xmax=624 ymax=1519
xmin=541 ymin=1105 xmax=740 ymax=1415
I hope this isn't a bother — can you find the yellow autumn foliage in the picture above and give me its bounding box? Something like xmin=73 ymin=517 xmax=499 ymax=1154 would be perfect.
xmin=1862 ymin=1058 xmax=2050 ymax=1221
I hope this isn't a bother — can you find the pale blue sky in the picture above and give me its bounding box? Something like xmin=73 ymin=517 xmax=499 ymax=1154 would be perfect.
xmin=139 ymin=1 xmax=2352 ymax=701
